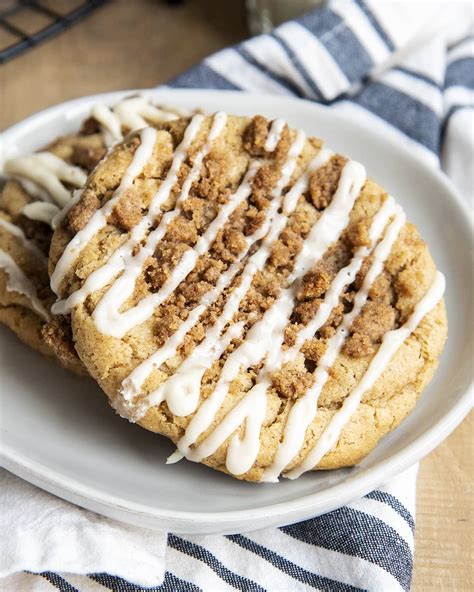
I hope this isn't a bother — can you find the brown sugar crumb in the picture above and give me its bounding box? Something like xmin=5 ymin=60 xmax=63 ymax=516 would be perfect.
xmin=345 ymin=219 xmax=371 ymax=250
xmin=309 ymin=155 xmax=347 ymax=210
xmin=318 ymin=302 xmax=344 ymax=337
xmin=250 ymin=164 xmax=278 ymax=207
xmin=269 ymin=240 xmax=292 ymax=269
xmin=297 ymin=270 xmax=332 ymax=301
xmin=344 ymin=301 xmax=396 ymax=357
xmin=166 ymin=216 xmax=198 ymax=246
xmin=180 ymin=280 xmax=212 ymax=306
xmin=181 ymin=197 xmax=215 ymax=231
xmin=283 ymin=324 xmax=298 ymax=347
xmin=368 ymin=271 xmax=392 ymax=304
xmin=253 ymin=271 xmax=280 ymax=299
xmin=72 ymin=144 xmax=106 ymax=171
xmin=154 ymin=308 xmax=182 ymax=346
xmin=181 ymin=322 xmax=206 ymax=357
xmin=201 ymin=258 xmax=225 ymax=283
xmin=271 ymin=364 xmax=313 ymax=399
xmin=68 ymin=191 xmax=101 ymax=234
xmin=223 ymin=227 xmax=247 ymax=257
xmin=343 ymin=332 xmax=373 ymax=358
xmin=144 ymin=240 xmax=190 ymax=293
xmin=144 ymin=257 xmax=165 ymax=291
xmin=273 ymin=127 xmax=292 ymax=164
xmin=292 ymin=299 xmax=321 ymax=326
xmin=110 ymin=188 xmax=144 ymax=231
xmin=269 ymin=228 xmax=302 ymax=270
xmin=243 ymin=115 xmax=270 ymax=156
xmin=301 ymin=338 xmax=326 ymax=363
xmin=194 ymin=155 xmax=230 ymax=203
xmin=243 ymin=205 xmax=266 ymax=237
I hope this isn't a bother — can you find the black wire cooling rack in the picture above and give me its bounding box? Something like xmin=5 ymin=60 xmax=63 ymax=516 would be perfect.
xmin=0 ymin=0 xmax=107 ymax=64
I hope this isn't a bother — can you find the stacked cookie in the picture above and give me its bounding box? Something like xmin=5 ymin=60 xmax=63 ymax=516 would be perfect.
xmin=1 ymin=109 xmax=447 ymax=482
xmin=0 ymin=96 xmax=187 ymax=373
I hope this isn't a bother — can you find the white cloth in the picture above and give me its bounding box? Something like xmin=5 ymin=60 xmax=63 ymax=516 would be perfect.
xmin=0 ymin=470 xmax=167 ymax=588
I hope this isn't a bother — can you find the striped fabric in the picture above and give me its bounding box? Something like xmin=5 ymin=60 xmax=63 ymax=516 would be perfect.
xmin=3 ymin=2 xmax=473 ymax=591
xmin=2 ymin=467 xmax=418 ymax=592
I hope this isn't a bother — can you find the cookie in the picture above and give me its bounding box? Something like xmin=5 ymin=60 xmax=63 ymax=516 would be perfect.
xmin=0 ymin=96 xmax=188 ymax=371
xmin=49 ymin=114 xmax=447 ymax=481
xmin=0 ymin=174 xmax=87 ymax=374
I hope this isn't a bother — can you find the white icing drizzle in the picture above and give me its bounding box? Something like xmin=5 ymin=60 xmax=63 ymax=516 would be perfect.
xmin=91 ymin=96 xmax=181 ymax=145
xmin=17 ymin=178 xmax=51 ymax=202
xmin=90 ymin=113 xmax=233 ymax=337
xmin=50 ymin=126 xmax=158 ymax=296
xmin=285 ymin=270 xmax=446 ymax=479
xmin=0 ymin=249 xmax=49 ymax=321
xmin=4 ymin=153 xmax=87 ymax=208
xmin=261 ymin=197 xmax=403 ymax=481
xmin=264 ymin=118 xmax=286 ymax=152
xmin=166 ymin=450 xmax=184 ymax=464
xmin=175 ymin=159 xmax=366 ymax=474
xmin=0 ymin=217 xmax=49 ymax=319
xmin=0 ymin=218 xmax=47 ymax=264
xmin=4 ymin=97 xmax=185 ymax=229
xmin=119 ymin=125 xmax=309 ymax=421
xmin=51 ymin=115 xmax=205 ymax=311
xmin=22 ymin=202 xmax=60 ymax=225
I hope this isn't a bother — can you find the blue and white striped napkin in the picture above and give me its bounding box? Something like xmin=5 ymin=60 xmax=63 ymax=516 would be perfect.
xmin=1 ymin=1 xmax=473 ymax=591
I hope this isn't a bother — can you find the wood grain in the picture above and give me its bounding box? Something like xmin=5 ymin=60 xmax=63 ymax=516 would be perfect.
xmin=1 ymin=1 xmax=472 ymax=589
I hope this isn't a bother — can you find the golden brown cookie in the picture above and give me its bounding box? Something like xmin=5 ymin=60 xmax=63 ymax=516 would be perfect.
xmin=0 ymin=178 xmax=87 ymax=374
xmin=49 ymin=114 xmax=447 ymax=481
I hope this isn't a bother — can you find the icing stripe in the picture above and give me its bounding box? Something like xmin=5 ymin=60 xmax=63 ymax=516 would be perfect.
xmin=224 ymin=196 xmax=397 ymax=476
xmin=50 ymin=126 xmax=158 ymax=295
xmin=122 ymin=128 xmax=309 ymax=417
xmin=285 ymin=270 xmax=445 ymax=479
xmin=4 ymin=152 xmax=86 ymax=208
xmin=17 ymin=178 xmax=51 ymax=202
xmin=91 ymin=113 xmax=235 ymax=337
xmin=177 ymin=159 xmax=366 ymax=473
xmin=264 ymin=118 xmax=286 ymax=151
xmin=0 ymin=249 xmax=49 ymax=321
xmin=92 ymin=96 xmax=182 ymax=145
xmin=261 ymin=198 xmax=404 ymax=481
xmin=119 ymin=121 xmax=301 ymax=411
xmin=22 ymin=202 xmax=60 ymax=225
xmin=51 ymin=114 xmax=206 ymax=313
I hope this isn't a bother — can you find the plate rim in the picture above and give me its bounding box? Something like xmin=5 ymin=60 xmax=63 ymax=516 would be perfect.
xmin=1 ymin=88 xmax=472 ymax=532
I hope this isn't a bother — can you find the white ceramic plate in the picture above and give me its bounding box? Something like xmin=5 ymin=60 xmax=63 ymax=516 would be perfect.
xmin=1 ymin=90 xmax=472 ymax=535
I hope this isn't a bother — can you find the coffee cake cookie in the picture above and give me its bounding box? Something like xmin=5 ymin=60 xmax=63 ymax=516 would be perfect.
xmin=0 ymin=96 xmax=187 ymax=370
xmin=49 ymin=113 xmax=447 ymax=481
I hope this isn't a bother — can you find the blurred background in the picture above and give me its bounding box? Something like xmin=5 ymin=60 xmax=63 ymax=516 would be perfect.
xmin=0 ymin=0 xmax=246 ymax=126
xmin=0 ymin=0 xmax=342 ymax=127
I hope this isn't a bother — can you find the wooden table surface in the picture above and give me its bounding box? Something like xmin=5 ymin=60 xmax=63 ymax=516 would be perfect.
xmin=1 ymin=1 xmax=472 ymax=590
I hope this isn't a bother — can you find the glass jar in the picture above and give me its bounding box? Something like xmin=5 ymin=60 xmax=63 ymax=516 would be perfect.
xmin=246 ymin=0 xmax=326 ymax=34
